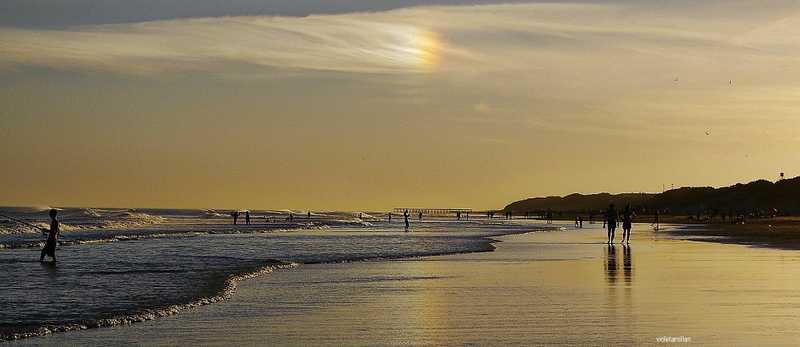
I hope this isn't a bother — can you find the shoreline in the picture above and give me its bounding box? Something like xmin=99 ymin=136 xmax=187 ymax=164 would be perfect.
xmin=664 ymin=217 xmax=800 ymax=250
xmin=538 ymin=213 xmax=800 ymax=250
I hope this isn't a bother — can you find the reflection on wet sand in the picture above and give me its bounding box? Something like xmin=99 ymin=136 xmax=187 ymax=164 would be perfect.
xmin=605 ymin=244 xmax=633 ymax=285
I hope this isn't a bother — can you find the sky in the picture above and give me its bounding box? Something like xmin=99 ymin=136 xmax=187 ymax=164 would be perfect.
xmin=2 ymin=0 xmax=800 ymax=211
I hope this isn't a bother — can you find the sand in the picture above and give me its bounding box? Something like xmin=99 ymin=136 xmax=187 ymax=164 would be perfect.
xmin=11 ymin=221 xmax=800 ymax=346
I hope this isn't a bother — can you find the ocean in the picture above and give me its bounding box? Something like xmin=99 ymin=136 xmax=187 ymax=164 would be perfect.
xmin=0 ymin=207 xmax=551 ymax=341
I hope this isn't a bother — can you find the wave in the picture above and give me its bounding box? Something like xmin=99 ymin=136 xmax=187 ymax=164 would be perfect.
xmin=329 ymin=220 xmax=374 ymax=227
xmin=0 ymin=261 xmax=297 ymax=341
xmin=0 ymin=206 xmax=55 ymax=213
xmin=0 ymin=208 xmax=166 ymax=235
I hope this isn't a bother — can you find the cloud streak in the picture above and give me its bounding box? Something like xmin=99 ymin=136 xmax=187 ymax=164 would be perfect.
xmin=2 ymin=2 xmax=798 ymax=79
xmin=0 ymin=3 xmax=785 ymax=75
xmin=0 ymin=11 xmax=451 ymax=75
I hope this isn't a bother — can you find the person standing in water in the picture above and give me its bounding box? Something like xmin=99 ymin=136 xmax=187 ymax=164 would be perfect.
xmin=651 ymin=210 xmax=660 ymax=230
xmin=604 ymin=204 xmax=619 ymax=244
xmin=39 ymin=209 xmax=60 ymax=262
xmin=404 ymin=209 xmax=410 ymax=229
xmin=620 ymin=205 xmax=636 ymax=244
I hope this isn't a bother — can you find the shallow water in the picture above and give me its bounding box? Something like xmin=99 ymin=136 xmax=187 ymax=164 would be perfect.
xmin=14 ymin=222 xmax=800 ymax=346
xmin=0 ymin=208 xmax=543 ymax=340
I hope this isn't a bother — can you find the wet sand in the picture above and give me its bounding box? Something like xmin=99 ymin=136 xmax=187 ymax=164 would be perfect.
xmin=665 ymin=217 xmax=800 ymax=250
xmin=13 ymin=222 xmax=800 ymax=346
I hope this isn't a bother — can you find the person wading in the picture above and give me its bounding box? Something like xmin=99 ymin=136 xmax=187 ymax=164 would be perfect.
xmin=40 ymin=209 xmax=60 ymax=262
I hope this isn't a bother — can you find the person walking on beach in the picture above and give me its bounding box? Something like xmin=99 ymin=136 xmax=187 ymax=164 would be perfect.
xmin=404 ymin=209 xmax=410 ymax=229
xmin=620 ymin=205 xmax=636 ymax=244
xmin=604 ymin=204 xmax=619 ymax=244
xmin=39 ymin=209 xmax=60 ymax=262
xmin=245 ymin=211 xmax=251 ymax=225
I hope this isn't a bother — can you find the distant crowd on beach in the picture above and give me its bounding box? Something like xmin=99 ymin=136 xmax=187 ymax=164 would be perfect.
xmin=230 ymin=210 xmax=310 ymax=225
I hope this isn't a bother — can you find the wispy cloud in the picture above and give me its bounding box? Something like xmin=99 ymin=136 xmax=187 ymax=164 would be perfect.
xmin=0 ymin=11 xmax=453 ymax=75
xmin=6 ymin=2 xmax=795 ymax=76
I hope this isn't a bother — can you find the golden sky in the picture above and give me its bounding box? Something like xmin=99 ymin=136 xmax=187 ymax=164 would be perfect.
xmin=1 ymin=1 xmax=799 ymax=211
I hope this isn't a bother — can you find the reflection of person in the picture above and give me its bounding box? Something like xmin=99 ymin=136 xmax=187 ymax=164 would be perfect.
xmin=605 ymin=244 xmax=617 ymax=285
xmin=604 ymin=204 xmax=618 ymax=244
xmin=39 ymin=209 xmax=60 ymax=262
xmin=620 ymin=205 xmax=636 ymax=243
xmin=623 ymin=244 xmax=633 ymax=283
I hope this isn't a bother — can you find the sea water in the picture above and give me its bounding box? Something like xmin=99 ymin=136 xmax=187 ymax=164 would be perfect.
xmin=14 ymin=221 xmax=800 ymax=346
xmin=0 ymin=207 xmax=548 ymax=340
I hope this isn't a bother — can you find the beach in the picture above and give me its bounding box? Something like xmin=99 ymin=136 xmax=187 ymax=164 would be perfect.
xmin=10 ymin=220 xmax=800 ymax=346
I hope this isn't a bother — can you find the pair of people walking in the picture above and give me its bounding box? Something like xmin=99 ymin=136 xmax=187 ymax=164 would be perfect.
xmin=604 ymin=204 xmax=635 ymax=244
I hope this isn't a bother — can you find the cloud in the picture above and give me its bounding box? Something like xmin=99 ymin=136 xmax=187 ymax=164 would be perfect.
xmin=1 ymin=2 xmax=798 ymax=84
xmin=0 ymin=3 xmax=684 ymax=75
xmin=0 ymin=11 xmax=452 ymax=75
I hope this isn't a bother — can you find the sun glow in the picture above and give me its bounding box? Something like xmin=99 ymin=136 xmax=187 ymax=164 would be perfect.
xmin=414 ymin=27 xmax=445 ymax=73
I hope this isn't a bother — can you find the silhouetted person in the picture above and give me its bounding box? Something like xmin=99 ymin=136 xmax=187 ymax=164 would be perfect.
xmin=39 ymin=209 xmax=60 ymax=262
xmin=245 ymin=211 xmax=251 ymax=225
xmin=620 ymin=205 xmax=636 ymax=243
xmin=404 ymin=209 xmax=410 ymax=229
xmin=605 ymin=204 xmax=619 ymax=244
xmin=232 ymin=211 xmax=239 ymax=225
xmin=652 ymin=210 xmax=660 ymax=230
xmin=419 ymin=212 xmax=423 ymax=221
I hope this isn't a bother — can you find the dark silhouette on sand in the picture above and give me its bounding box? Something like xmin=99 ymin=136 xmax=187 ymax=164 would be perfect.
xmin=604 ymin=204 xmax=618 ymax=244
xmin=620 ymin=205 xmax=636 ymax=243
